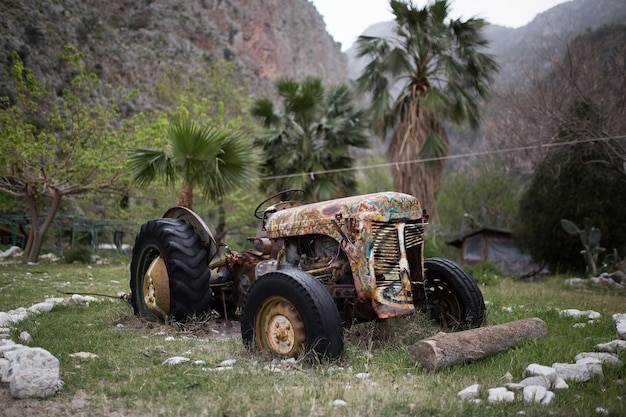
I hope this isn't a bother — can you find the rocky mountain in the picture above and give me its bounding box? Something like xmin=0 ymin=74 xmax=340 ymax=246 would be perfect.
xmin=0 ymin=0 xmax=348 ymax=112
xmin=345 ymin=0 xmax=626 ymax=90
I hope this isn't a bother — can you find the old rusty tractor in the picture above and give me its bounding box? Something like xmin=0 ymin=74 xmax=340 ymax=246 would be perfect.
xmin=130 ymin=190 xmax=485 ymax=360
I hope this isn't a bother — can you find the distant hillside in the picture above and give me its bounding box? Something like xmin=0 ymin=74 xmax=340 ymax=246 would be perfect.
xmin=346 ymin=0 xmax=626 ymax=90
xmin=0 ymin=0 xmax=348 ymax=113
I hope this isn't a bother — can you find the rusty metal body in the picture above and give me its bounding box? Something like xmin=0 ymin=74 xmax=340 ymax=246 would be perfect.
xmin=182 ymin=191 xmax=430 ymax=324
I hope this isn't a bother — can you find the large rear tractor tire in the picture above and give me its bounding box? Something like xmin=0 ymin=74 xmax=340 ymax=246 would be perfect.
xmin=241 ymin=269 xmax=343 ymax=360
xmin=130 ymin=218 xmax=212 ymax=322
xmin=424 ymin=257 xmax=485 ymax=330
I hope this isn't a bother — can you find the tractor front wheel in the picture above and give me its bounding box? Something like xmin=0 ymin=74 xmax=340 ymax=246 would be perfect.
xmin=241 ymin=269 xmax=343 ymax=360
xmin=130 ymin=218 xmax=212 ymax=322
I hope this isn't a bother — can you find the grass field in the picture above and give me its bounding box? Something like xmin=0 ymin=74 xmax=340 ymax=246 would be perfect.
xmin=0 ymin=260 xmax=624 ymax=417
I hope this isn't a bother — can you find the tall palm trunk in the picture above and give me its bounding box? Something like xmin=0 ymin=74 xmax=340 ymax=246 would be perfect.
xmin=178 ymin=182 xmax=193 ymax=209
xmin=389 ymin=116 xmax=448 ymax=219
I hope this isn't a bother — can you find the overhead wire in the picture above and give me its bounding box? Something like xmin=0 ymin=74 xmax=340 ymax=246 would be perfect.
xmin=259 ymin=134 xmax=626 ymax=180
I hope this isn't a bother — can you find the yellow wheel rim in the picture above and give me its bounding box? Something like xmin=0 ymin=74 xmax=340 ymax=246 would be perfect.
xmin=143 ymin=257 xmax=170 ymax=320
xmin=255 ymin=296 xmax=306 ymax=357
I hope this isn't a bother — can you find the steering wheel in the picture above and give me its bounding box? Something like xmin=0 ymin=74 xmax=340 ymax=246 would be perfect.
xmin=254 ymin=188 xmax=306 ymax=219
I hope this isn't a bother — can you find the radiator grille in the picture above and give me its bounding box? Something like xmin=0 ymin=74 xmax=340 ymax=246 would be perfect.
xmin=371 ymin=221 xmax=425 ymax=275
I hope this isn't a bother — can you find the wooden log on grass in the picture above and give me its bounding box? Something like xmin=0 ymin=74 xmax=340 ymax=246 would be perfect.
xmin=409 ymin=317 xmax=548 ymax=372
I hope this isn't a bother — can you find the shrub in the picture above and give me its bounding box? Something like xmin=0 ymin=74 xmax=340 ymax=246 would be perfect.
xmin=64 ymin=245 xmax=93 ymax=263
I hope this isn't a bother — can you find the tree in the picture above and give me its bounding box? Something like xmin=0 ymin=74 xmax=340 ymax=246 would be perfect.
xmin=485 ymin=25 xmax=626 ymax=178
xmin=128 ymin=117 xmax=257 ymax=210
xmin=251 ymin=77 xmax=369 ymax=202
xmin=0 ymin=48 xmax=128 ymax=263
xmin=355 ymin=0 xmax=498 ymax=218
xmin=515 ymin=141 xmax=626 ymax=274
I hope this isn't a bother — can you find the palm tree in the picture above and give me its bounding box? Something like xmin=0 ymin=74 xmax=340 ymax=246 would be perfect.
xmin=356 ymin=0 xmax=498 ymax=218
xmin=251 ymin=77 xmax=368 ymax=202
xmin=129 ymin=117 xmax=257 ymax=210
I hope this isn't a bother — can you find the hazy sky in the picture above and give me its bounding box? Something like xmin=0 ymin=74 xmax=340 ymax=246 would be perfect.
xmin=311 ymin=0 xmax=571 ymax=50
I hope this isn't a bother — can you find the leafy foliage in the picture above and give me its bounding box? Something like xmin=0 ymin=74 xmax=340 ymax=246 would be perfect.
xmin=251 ymin=77 xmax=369 ymax=201
xmin=0 ymin=47 xmax=130 ymax=262
xmin=355 ymin=0 xmax=498 ymax=217
xmin=515 ymin=142 xmax=626 ymax=274
xmin=129 ymin=117 xmax=257 ymax=209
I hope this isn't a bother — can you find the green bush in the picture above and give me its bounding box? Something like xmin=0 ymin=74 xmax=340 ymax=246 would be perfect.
xmin=64 ymin=245 xmax=93 ymax=263
xmin=515 ymin=141 xmax=626 ymax=274
xmin=464 ymin=261 xmax=502 ymax=286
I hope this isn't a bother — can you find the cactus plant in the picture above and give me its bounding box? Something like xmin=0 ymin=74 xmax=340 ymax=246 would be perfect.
xmin=561 ymin=218 xmax=605 ymax=277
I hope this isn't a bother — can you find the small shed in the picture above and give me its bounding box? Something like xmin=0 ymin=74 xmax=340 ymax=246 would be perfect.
xmin=446 ymin=227 xmax=535 ymax=274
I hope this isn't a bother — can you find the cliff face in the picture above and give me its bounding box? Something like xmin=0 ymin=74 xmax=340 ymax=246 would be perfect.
xmin=0 ymin=0 xmax=347 ymax=109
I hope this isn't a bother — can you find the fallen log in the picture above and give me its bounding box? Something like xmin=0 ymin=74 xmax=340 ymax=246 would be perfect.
xmin=409 ymin=317 xmax=548 ymax=372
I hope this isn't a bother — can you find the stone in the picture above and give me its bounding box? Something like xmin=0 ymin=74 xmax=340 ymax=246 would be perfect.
xmin=0 ymin=312 xmax=14 ymax=327
xmin=595 ymin=340 xmax=626 ymax=353
xmin=487 ymin=387 xmax=515 ymax=403
xmin=524 ymin=363 xmax=557 ymax=382
xmin=523 ymin=385 xmax=548 ymax=404
xmin=575 ymin=357 xmax=603 ymax=377
xmin=541 ymin=390 xmax=556 ymax=405
xmin=559 ymin=309 xmax=601 ymax=320
xmin=4 ymin=347 xmax=62 ymax=398
xmin=28 ymin=302 xmax=54 ymax=313
xmin=518 ymin=376 xmax=551 ymax=389
xmin=612 ymin=313 xmax=626 ymax=340
xmin=457 ymin=383 xmax=481 ymax=400
xmin=564 ymin=278 xmax=587 ymax=286
xmin=553 ymin=377 xmax=569 ymax=390
xmin=575 ymin=352 xmax=623 ymax=367
xmin=18 ymin=331 xmax=32 ymax=343
xmin=68 ymin=352 xmax=99 ymax=359
xmin=0 ymin=246 xmax=22 ymax=257
xmin=333 ymin=399 xmax=347 ymax=408
xmin=553 ymin=362 xmax=591 ymax=382
xmin=162 ymin=356 xmax=190 ymax=365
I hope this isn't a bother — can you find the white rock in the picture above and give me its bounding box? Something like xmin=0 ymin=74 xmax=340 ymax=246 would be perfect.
xmin=487 ymin=387 xmax=515 ymax=403
xmin=333 ymin=399 xmax=347 ymax=408
xmin=504 ymin=382 xmax=525 ymax=391
xmin=28 ymin=302 xmax=54 ymax=314
xmin=18 ymin=331 xmax=32 ymax=343
xmin=595 ymin=340 xmax=626 ymax=353
xmin=575 ymin=352 xmax=623 ymax=367
xmin=193 ymin=360 xmax=206 ymax=365
xmin=553 ymin=362 xmax=591 ymax=382
xmin=595 ymin=407 xmax=609 ymax=415
xmin=559 ymin=309 xmax=600 ymax=320
xmin=0 ymin=246 xmax=22 ymax=258
xmin=162 ymin=356 xmax=190 ymax=365
xmin=44 ymin=298 xmax=66 ymax=305
xmin=218 ymin=359 xmax=236 ymax=367
xmin=0 ymin=312 xmax=15 ymax=327
xmin=70 ymin=294 xmax=85 ymax=303
xmin=523 ymin=385 xmax=548 ymax=404
xmin=519 ymin=376 xmax=551 ymax=389
xmin=524 ymin=363 xmax=557 ymax=382
xmin=612 ymin=313 xmax=626 ymax=340
xmin=540 ymin=390 xmax=555 ymax=406
xmin=356 ymin=372 xmax=370 ymax=379
xmin=575 ymin=357 xmax=603 ymax=377
xmin=553 ymin=377 xmax=569 ymax=390
xmin=3 ymin=347 xmax=62 ymax=398
xmin=564 ymin=278 xmax=587 ymax=286
xmin=457 ymin=383 xmax=481 ymax=400
xmin=0 ymin=341 xmax=26 ymax=362
xmin=68 ymin=352 xmax=99 ymax=359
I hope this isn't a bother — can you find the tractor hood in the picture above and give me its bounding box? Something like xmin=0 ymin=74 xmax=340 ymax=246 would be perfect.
xmin=264 ymin=192 xmax=422 ymax=238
